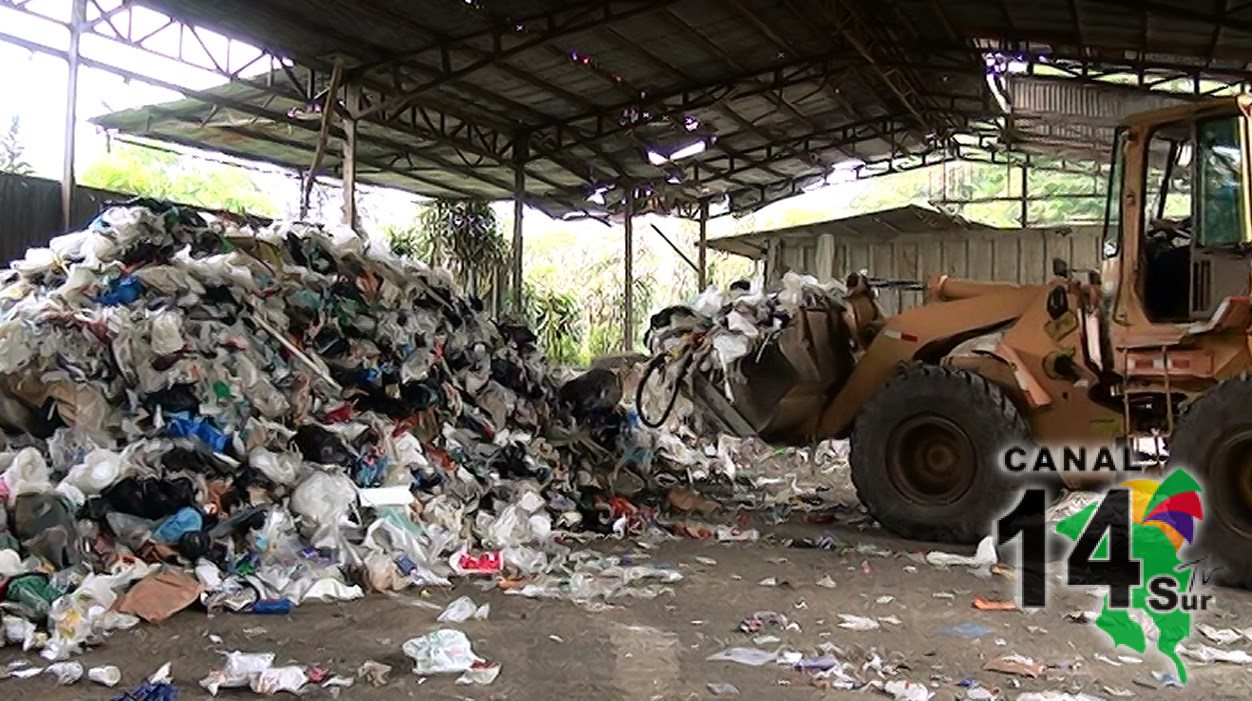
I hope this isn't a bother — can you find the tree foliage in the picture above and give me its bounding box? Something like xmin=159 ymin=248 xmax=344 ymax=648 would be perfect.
xmin=0 ymin=116 xmax=33 ymax=176
xmin=414 ymin=199 xmax=507 ymax=288
xmin=522 ymin=283 xmax=583 ymax=365
xmin=79 ymin=144 xmax=277 ymax=215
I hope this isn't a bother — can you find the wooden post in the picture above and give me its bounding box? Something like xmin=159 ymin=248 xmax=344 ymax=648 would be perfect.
xmin=61 ymin=0 xmax=86 ymax=232
xmin=623 ymin=189 xmax=635 ymax=352
xmin=697 ymin=198 xmax=709 ymax=291
xmin=301 ymin=59 xmax=345 ymax=219
xmin=511 ymin=134 xmax=528 ymax=312
xmin=1020 ymin=158 xmax=1029 ymax=228
xmin=341 ymin=81 xmax=360 ymax=230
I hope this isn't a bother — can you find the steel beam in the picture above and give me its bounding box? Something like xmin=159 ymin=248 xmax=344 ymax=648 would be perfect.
xmin=512 ymin=134 xmax=528 ymax=313
xmin=697 ymin=198 xmax=709 ymax=291
xmin=356 ymin=0 xmax=683 ymax=120
xmin=61 ymin=0 xmax=86 ymax=232
xmin=623 ymin=187 xmax=634 ymax=352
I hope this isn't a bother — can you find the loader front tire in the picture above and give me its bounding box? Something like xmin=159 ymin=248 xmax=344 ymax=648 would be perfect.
xmin=851 ymin=365 xmax=1029 ymax=544
xmin=1168 ymin=376 xmax=1252 ymax=587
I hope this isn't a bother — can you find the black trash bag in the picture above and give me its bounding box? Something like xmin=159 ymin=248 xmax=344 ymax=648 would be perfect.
xmin=293 ymin=424 xmax=353 ymax=465
xmin=143 ymin=383 xmax=201 ymax=415
xmin=161 ymin=446 xmax=235 ymax=476
xmin=559 ymin=368 xmax=622 ymax=418
xmin=102 ymin=476 xmax=197 ymax=520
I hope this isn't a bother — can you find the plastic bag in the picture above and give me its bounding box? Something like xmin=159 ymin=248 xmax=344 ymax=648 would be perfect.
xmin=706 ymin=647 xmax=777 ymax=666
xmin=402 ymin=629 xmax=483 ymax=674
xmin=3 ymin=447 xmax=52 ymax=504
xmin=437 ymin=596 xmax=490 ymax=623
xmin=61 ymin=448 xmax=128 ymax=495
xmin=297 ymin=578 xmax=364 ymax=604
xmin=251 ymin=666 xmax=307 ymax=695
xmin=249 ymin=447 xmax=300 ymax=487
xmin=925 ymin=536 xmax=997 ymax=570
xmin=289 ymin=470 xmax=357 ymax=548
xmin=200 ymin=651 xmax=275 ymax=695
xmin=44 ymin=661 xmax=83 ymax=685
xmin=149 ymin=309 xmax=185 ymax=356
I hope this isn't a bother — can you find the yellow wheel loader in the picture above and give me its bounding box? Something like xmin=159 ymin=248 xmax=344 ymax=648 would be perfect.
xmin=684 ymin=96 xmax=1252 ymax=585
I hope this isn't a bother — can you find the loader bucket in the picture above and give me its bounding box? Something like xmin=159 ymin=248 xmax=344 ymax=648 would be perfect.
xmin=691 ymin=304 xmax=854 ymax=445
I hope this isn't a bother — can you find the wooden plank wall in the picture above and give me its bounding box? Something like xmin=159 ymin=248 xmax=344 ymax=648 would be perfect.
xmin=774 ymin=226 xmax=1104 ymax=316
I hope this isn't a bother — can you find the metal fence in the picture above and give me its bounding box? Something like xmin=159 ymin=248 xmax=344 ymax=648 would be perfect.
xmin=0 ymin=173 xmax=134 ymax=263
xmin=772 ymin=225 xmax=1104 ymax=316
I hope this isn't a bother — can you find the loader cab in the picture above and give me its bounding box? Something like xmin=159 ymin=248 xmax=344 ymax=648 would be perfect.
xmin=1105 ymin=96 xmax=1252 ymax=327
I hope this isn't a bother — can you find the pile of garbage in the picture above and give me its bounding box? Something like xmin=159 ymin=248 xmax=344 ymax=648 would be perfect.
xmin=645 ymin=272 xmax=848 ymax=380
xmin=0 ymin=201 xmax=674 ymax=662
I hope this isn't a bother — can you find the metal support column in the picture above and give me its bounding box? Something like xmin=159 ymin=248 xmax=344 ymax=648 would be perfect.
xmin=511 ymin=134 xmax=528 ymax=313
xmin=61 ymin=0 xmax=86 ymax=232
xmin=623 ymin=189 xmax=635 ymax=352
xmin=341 ymin=81 xmax=361 ymax=230
xmin=697 ymin=198 xmax=709 ymax=291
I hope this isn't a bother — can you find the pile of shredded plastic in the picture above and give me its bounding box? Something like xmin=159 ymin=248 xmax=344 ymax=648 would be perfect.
xmin=0 ymin=201 xmax=683 ymax=662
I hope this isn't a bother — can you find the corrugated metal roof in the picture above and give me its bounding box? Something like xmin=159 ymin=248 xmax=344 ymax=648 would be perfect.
xmin=1003 ymin=76 xmax=1190 ymax=160
xmin=83 ymin=0 xmax=1252 ymax=217
xmin=707 ymin=205 xmax=990 ymax=258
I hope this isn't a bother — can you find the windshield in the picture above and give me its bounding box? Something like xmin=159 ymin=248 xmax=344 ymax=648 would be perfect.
xmin=1103 ymin=128 xmax=1127 ymax=258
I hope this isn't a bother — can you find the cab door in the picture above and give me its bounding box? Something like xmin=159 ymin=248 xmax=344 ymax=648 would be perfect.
xmin=1187 ymin=106 xmax=1252 ymax=319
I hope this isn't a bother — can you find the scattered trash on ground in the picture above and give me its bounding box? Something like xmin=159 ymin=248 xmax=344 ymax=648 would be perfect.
xmin=403 ymin=628 xmax=487 ymax=675
xmin=925 ymin=537 xmax=997 ymax=574
xmin=837 ymin=613 xmax=880 ymax=631
xmin=883 ymin=679 xmax=933 ymax=700
xmin=356 ymin=660 xmax=391 ymax=687
xmin=938 ymin=622 xmax=994 ymax=639
xmin=707 ymin=647 xmax=778 ymax=666
xmin=971 ymin=596 xmax=1017 ymax=611
xmin=1179 ymin=643 xmax=1252 ymax=664
xmin=89 ymin=665 xmax=122 ymax=687
xmin=983 ymin=653 xmax=1045 ymax=678
xmin=437 ymin=596 xmax=490 ymax=623
xmin=1198 ymin=623 xmax=1244 ymax=646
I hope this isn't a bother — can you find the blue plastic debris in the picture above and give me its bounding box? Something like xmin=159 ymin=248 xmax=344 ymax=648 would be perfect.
xmin=165 ymin=413 xmax=230 ymax=452
xmin=94 ymin=275 xmax=145 ymax=306
xmin=937 ymin=622 xmax=995 ymax=639
xmin=112 ymin=681 xmax=178 ymax=701
xmin=152 ymin=507 xmax=204 ymax=544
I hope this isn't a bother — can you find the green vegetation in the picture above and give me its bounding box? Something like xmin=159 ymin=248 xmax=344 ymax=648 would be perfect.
xmin=0 ymin=116 xmax=33 ymax=176
xmin=80 ymin=144 xmax=278 ymax=216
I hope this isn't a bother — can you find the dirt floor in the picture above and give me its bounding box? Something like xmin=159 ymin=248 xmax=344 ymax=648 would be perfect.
xmin=8 ymin=473 xmax=1252 ymax=700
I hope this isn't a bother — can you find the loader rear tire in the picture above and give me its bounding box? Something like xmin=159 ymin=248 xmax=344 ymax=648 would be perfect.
xmin=1168 ymin=376 xmax=1252 ymax=588
xmin=850 ymin=364 xmax=1029 ymax=544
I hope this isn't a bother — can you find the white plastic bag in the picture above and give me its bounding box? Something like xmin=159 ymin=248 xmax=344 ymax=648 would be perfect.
xmin=402 ymin=629 xmax=483 ymax=674
xmin=289 ymin=470 xmax=357 ymax=548
xmin=3 ymin=447 xmax=52 ymax=503
xmin=200 ymin=651 xmax=275 ymax=696
xmin=44 ymin=661 xmax=83 ymax=685
xmin=249 ymin=447 xmax=300 ymax=487
xmin=250 ymin=666 xmax=307 ymax=695
xmin=61 ymin=448 xmax=128 ymax=495
xmin=437 ymin=596 xmax=490 ymax=623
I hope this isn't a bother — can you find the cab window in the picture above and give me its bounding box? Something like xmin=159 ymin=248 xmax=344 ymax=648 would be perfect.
xmin=1195 ymin=116 xmax=1247 ymax=247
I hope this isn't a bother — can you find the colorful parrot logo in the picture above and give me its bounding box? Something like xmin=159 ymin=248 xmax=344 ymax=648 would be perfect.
xmin=1123 ymin=470 xmax=1205 ymax=553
